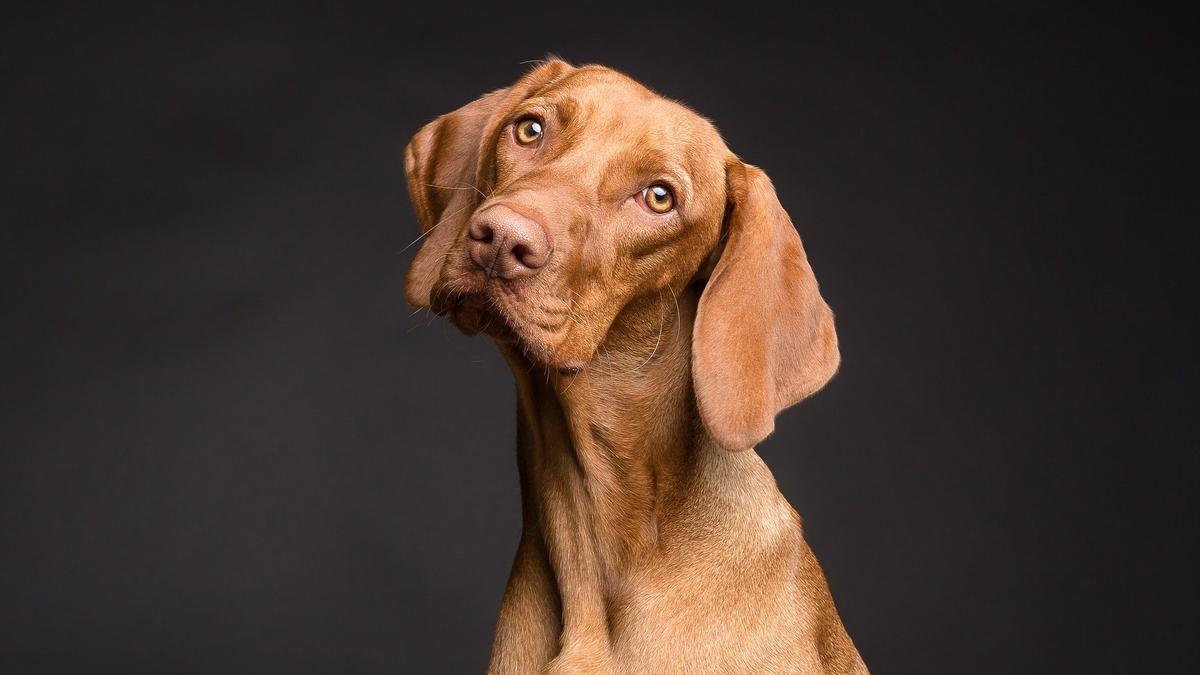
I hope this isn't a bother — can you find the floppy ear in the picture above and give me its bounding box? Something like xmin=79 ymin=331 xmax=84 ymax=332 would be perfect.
xmin=692 ymin=160 xmax=840 ymax=452
xmin=403 ymin=59 xmax=574 ymax=307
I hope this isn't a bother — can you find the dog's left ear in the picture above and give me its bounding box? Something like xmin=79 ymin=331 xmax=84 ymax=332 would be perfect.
xmin=403 ymin=59 xmax=573 ymax=307
xmin=692 ymin=160 xmax=840 ymax=452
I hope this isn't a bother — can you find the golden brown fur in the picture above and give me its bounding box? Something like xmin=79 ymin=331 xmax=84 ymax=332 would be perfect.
xmin=403 ymin=59 xmax=866 ymax=673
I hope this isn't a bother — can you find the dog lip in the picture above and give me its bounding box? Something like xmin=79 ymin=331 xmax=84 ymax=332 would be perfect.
xmin=431 ymin=277 xmax=575 ymax=367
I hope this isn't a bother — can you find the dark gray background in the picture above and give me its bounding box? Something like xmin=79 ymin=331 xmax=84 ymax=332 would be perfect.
xmin=3 ymin=3 xmax=1195 ymax=674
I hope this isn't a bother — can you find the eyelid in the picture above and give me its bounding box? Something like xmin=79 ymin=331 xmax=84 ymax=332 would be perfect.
xmin=513 ymin=112 xmax=545 ymax=125
xmin=641 ymin=179 xmax=680 ymax=203
xmin=510 ymin=101 xmax=554 ymax=127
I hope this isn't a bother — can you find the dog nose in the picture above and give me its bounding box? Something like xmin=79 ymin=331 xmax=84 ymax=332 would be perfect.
xmin=467 ymin=206 xmax=551 ymax=279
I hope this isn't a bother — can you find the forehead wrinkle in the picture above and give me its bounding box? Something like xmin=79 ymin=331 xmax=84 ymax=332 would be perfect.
xmin=552 ymin=97 xmax=592 ymax=154
xmin=515 ymin=95 xmax=585 ymax=125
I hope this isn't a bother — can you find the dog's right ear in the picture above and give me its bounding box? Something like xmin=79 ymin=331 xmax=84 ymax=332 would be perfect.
xmin=692 ymin=159 xmax=840 ymax=452
xmin=404 ymin=59 xmax=574 ymax=308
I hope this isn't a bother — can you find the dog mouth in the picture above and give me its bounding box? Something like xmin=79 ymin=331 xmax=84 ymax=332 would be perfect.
xmin=429 ymin=279 xmax=575 ymax=368
xmin=431 ymin=289 xmax=517 ymax=341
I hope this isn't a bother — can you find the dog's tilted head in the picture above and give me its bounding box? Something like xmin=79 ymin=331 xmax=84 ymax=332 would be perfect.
xmin=403 ymin=60 xmax=839 ymax=451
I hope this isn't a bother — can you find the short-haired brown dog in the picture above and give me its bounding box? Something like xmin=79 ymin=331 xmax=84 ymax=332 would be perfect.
xmin=404 ymin=59 xmax=867 ymax=674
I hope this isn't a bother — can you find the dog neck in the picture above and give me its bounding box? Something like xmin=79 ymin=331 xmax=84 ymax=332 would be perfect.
xmin=498 ymin=285 xmax=708 ymax=643
xmin=498 ymin=282 xmax=794 ymax=655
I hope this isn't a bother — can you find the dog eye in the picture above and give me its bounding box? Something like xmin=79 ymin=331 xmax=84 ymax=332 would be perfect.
xmin=514 ymin=117 xmax=544 ymax=145
xmin=642 ymin=184 xmax=674 ymax=213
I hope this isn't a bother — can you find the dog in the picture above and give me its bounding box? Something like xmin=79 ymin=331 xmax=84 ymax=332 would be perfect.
xmin=403 ymin=59 xmax=866 ymax=674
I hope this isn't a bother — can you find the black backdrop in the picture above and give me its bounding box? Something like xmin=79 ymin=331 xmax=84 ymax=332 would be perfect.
xmin=3 ymin=4 xmax=1195 ymax=674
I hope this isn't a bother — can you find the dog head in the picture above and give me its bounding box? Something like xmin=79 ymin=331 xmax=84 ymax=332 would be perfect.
xmin=404 ymin=60 xmax=838 ymax=450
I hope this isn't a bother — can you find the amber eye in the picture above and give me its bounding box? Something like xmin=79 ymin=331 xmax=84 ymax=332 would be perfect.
xmin=514 ymin=117 xmax=543 ymax=145
xmin=643 ymin=184 xmax=674 ymax=213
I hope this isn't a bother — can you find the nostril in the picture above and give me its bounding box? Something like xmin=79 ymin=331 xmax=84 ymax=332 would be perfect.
xmin=510 ymin=243 xmax=530 ymax=265
xmin=511 ymin=242 xmax=550 ymax=270
xmin=469 ymin=220 xmax=494 ymax=243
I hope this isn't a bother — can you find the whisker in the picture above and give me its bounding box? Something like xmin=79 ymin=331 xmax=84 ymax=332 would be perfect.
xmin=629 ymin=290 xmax=666 ymax=374
xmin=399 ymin=201 xmax=472 ymax=254
xmin=562 ymin=368 xmax=581 ymax=394
xmin=406 ymin=311 xmax=439 ymax=334
xmin=668 ymin=284 xmax=681 ymax=332
xmin=479 ymin=299 xmax=498 ymax=333
xmin=420 ymin=181 xmax=488 ymax=200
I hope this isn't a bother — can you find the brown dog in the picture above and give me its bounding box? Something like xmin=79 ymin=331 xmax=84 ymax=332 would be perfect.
xmin=404 ymin=59 xmax=867 ymax=674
